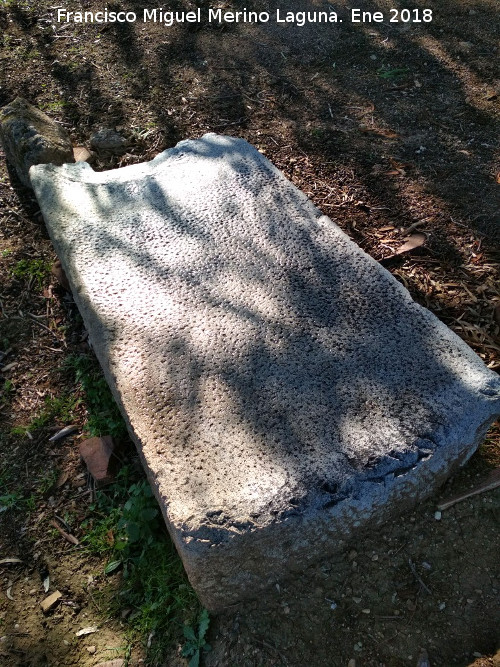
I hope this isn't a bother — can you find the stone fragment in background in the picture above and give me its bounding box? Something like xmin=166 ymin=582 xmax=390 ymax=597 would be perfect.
xmin=0 ymin=97 xmax=74 ymax=188
xmin=90 ymin=128 xmax=128 ymax=155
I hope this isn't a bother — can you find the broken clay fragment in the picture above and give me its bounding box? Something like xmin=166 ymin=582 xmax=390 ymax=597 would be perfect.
xmin=79 ymin=436 xmax=119 ymax=487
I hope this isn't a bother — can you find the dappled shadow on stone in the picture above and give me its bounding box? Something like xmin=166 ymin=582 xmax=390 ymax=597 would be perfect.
xmin=30 ymin=134 xmax=500 ymax=610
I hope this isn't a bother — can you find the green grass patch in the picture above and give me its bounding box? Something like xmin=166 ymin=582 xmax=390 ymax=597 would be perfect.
xmin=11 ymin=258 xmax=51 ymax=291
xmin=64 ymin=354 xmax=127 ymax=439
xmin=377 ymin=66 xmax=410 ymax=80
xmin=0 ymin=469 xmax=36 ymax=514
xmin=11 ymin=394 xmax=78 ymax=438
xmin=81 ymin=468 xmax=204 ymax=664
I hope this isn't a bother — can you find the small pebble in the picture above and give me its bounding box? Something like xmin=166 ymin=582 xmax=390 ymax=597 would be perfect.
xmin=361 ymin=608 xmax=370 ymax=614
xmin=439 ymin=602 xmax=446 ymax=610
xmin=434 ymin=511 xmax=442 ymax=521
xmin=353 ymin=597 xmax=362 ymax=604
xmin=371 ymin=554 xmax=379 ymax=561
xmin=87 ymin=646 xmax=96 ymax=654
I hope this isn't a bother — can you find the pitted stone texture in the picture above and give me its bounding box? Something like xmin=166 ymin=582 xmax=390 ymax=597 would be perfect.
xmin=30 ymin=134 xmax=500 ymax=610
xmin=0 ymin=98 xmax=74 ymax=188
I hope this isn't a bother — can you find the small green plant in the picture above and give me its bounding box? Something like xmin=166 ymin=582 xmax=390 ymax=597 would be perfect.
xmin=37 ymin=469 xmax=60 ymax=496
xmin=377 ymin=66 xmax=410 ymax=79
xmin=11 ymin=258 xmax=51 ymax=291
xmin=0 ymin=491 xmax=24 ymax=513
xmin=11 ymin=394 xmax=78 ymax=438
xmin=40 ymin=99 xmax=68 ymax=111
xmin=0 ymin=379 xmax=14 ymax=406
xmin=101 ymin=478 xmax=161 ymax=574
xmin=181 ymin=609 xmax=211 ymax=667
xmin=81 ymin=468 xmax=200 ymax=661
xmin=64 ymin=354 xmax=127 ymax=439
xmin=1 ymin=249 xmax=12 ymax=257
xmin=0 ymin=491 xmax=35 ymax=513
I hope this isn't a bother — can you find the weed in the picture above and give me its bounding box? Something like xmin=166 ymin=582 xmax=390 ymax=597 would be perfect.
xmin=11 ymin=258 xmax=51 ymax=291
xmin=11 ymin=394 xmax=78 ymax=438
xmin=0 ymin=490 xmax=35 ymax=513
xmin=64 ymin=354 xmax=127 ymax=439
xmin=0 ymin=379 xmax=14 ymax=406
xmin=181 ymin=609 xmax=211 ymax=667
xmin=81 ymin=468 xmax=200 ymax=662
xmin=40 ymin=100 xmax=68 ymax=111
xmin=1 ymin=249 xmax=12 ymax=257
xmin=377 ymin=66 xmax=410 ymax=79
xmin=0 ymin=491 xmax=24 ymax=513
xmin=37 ymin=469 xmax=60 ymax=496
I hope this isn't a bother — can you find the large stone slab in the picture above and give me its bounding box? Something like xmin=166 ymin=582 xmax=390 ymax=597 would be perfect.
xmin=0 ymin=98 xmax=74 ymax=188
xmin=29 ymin=135 xmax=500 ymax=610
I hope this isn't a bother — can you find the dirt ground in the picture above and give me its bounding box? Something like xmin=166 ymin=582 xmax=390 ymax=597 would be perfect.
xmin=0 ymin=1 xmax=499 ymax=665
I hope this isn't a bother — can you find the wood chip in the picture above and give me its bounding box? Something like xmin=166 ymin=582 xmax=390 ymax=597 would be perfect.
xmin=41 ymin=590 xmax=62 ymax=613
xmin=0 ymin=558 xmax=22 ymax=565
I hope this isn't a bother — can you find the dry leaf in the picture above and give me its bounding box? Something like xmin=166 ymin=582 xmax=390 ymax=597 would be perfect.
xmin=0 ymin=558 xmax=22 ymax=565
xmin=394 ymin=233 xmax=426 ymax=255
xmin=49 ymin=425 xmax=79 ymax=442
xmin=76 ymin=626 xmax=98 ymax=637
xmin=56 ymin=471 xmax=70 ymax=488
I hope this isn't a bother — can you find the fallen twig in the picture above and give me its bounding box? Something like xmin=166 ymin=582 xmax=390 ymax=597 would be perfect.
xmin=438 ymin=467 xmax=500 ymax=511
xmin=50 ymin=519 xmax=80 ymax=545
xmin=408 ymin=558 xmax=432 ymax=595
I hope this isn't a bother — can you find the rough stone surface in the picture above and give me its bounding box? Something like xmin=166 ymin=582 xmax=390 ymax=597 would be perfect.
xmin=0 ymin=98 xmax=74 ymax=188
xmin=29 ymin=134 xmax=500 ymax=610
xmin=79 ymin=436 xmax=117 ymax=487
xmin=90 ymin=129 xmax=128 ymax=155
